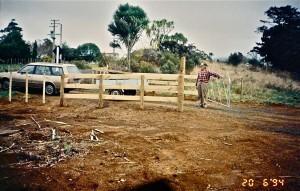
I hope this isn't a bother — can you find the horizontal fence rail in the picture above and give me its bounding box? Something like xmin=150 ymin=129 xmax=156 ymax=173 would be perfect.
xmin=61 ymin=57 xmax=187 ymax=111
xmin=60 ymin=73 xmax=231 ymax=110
xmin=60 ymin=73 xmax=184 ymax=111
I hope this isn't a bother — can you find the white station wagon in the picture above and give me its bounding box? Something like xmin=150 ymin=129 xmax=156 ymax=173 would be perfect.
xmin=0 ymin=62 xmax=81 ymax=95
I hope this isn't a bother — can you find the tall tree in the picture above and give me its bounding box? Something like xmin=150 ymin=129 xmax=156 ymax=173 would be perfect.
xmin=31 ymin=40 xmax=38 ymax=59
xmin=61 ymin=42 xmax=77 ymax=61
xmin=108 ymin=3 xmax=149 ymax=70
xmin=160 ymin=33 xmax=210 ymax=73
xmin=159 ymin=33 xmax=188 ymax=55
xmin=109 ymin=39 xmax=121 ymax=54
xmin=0 ymin=19 xmax=31 ymax=59
xmin=37 ymin=38 xmax=53 ymax=57
xmin=146 ymin=19 xmax=174 ymax=50
xmin=252 ymin=6 xmax=300 ymax=73
xmin=76 ymin=43 xmax=101 ymax=62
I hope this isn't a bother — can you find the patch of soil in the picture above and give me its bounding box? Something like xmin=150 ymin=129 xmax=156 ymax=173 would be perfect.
xmin=0 ymin=96 xmax=299 ymax=191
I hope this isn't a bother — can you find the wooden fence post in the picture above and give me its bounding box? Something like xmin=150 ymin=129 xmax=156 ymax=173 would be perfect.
xmin=60 ymin=74 xmax=65 ymax=106
xmin=42 ymin=74 xmax=46 ymax=104
xmin=92 ymin=70 xmax=96 ymax=84
xmin=25 ymin=72 xmax=28 ymax=103
xmin=177 ymin=57 xmax=185 ymax=112
xmin=9 ymin=72 xmax=12 ymax=103
xmin=98 ymin=74 xmax=104 ymax=108
xmin=240 ymin=78 xmax=243 ymax=101
xmin=140 ymin=75 xmax=145 ymax=109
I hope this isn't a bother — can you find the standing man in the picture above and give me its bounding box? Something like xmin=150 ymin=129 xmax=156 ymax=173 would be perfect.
xmin=196 ymin=63 xmax=222 ymax=108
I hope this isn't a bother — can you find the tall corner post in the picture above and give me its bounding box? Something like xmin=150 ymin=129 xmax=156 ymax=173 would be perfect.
xmin=98 ymin=74 xmax=104 ymax=108
xmin=177 ymin=56 xmax=186 ymax=112
xmin=60 ymin=74 xmax=65 ymax=107
xmin=140 ymin=75 xmax=145 ymax=110
xmin=8 ymin=71 xmax=12 ymax=103
xmin=25 ymin=72 xmax=28 ymax=103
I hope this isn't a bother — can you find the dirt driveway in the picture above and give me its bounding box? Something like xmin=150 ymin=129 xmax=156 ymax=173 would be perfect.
xmin=0 ymin=95 xmax=299 ymax=191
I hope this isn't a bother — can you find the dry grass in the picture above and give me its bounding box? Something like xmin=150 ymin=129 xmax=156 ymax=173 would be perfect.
xmin=192 ymin=62 xmax=300 ymax=90
xmin=192 ymin=62 xmax=300 ymax=106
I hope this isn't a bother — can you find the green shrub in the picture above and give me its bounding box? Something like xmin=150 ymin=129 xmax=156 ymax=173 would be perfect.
xmin=228 ymin=52 xmax=245 ymax=65
xmin=159 ymin=52 xmax=179 ymax=73
xmin=41 ymin=56 xmax=52 ymax=63
xmin=139 ymin=61 xmax=156 ymax=73
xmin=160 ymin=60 xmax=177 ymax=74
xmin=71 ymin=60 xmax=92 ymax=70
xmin=142 ymin=49 xmax=160 ymax=64
xmin=130 ymin=59 xmax=140 ymax=72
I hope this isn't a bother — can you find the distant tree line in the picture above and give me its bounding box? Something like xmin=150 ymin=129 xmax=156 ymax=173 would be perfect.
xmin=0 ymin=19 xmax=102 ymax=64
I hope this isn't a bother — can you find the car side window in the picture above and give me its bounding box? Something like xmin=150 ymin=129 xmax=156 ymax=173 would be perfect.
xmin=35 ymin=66 xmax=51 ymax=75
xmin=51 ymin=67 xmax=63 ymax=76
xmin=19 ymin=65 xmax=35 ymax=74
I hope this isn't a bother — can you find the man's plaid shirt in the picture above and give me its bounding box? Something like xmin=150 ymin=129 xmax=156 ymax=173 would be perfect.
xmin=197 ymin=70 xmax=220 ymax=84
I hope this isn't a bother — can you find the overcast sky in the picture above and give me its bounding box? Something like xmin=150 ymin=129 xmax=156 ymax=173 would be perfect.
xmin=0 ymin=0 xmax=299 ymax=58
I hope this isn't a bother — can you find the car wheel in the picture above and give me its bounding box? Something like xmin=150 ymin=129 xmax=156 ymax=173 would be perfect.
xmin=110 ymin=90 xmax=122 ymax=95
xmin=45 ymin=83 xmax=56 ymax=95
xmin=1 ymin=79 xmax=9 ymax=90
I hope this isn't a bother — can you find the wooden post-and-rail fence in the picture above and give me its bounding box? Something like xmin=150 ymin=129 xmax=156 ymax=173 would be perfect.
xmin=60 ymin=57 xmax=186 ymax=112
xmin=6 ymin=57 xmax=231 ymax=109
xmin=8 ymin=72 xmax=47 ymax=104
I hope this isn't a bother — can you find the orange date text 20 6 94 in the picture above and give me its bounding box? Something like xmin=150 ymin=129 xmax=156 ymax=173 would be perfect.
xmin=241 ymin=178 xmax=285 ymax=188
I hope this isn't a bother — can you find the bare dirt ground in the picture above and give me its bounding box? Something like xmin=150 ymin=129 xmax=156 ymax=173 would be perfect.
xmin=0 ymin=95 xmax=299 ymax=191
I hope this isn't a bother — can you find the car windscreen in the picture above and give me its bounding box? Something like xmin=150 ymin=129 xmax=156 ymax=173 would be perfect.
xmin=66 ymin=66 xmax=80 ymax=74
xmin=18 ymin=65 xmax=35 ymax=74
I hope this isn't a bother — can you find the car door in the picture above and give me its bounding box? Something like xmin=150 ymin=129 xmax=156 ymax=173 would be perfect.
xmin=32 ymin=65 xmax=52 ymax=89
xmin=14 ymin=65 xmax=36 ymax=88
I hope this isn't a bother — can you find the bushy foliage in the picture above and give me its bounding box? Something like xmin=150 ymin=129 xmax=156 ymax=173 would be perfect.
xmin=160 ymin=60 xmax=178 ymax=74
xmin=76 ymin=43 xmax=101 ymax=61
xmin=142 ymin=49 xmax=160 ymax=64
xmin=228 ymin=52 xmax=245 ymax=65
xmin=146 ymin=19 xmax=174 ymax=49
xmin=139 ymin=61 xmax=157 ymax=73
xmin=62 ymin=43 xmax=102 ymax=62
xmin=248 ymin=57 xmax=262 ymax=67
xmin=0 ymin=19 xmax=31 ymax=60
xmin=159 ymin=52 xmax=179 ymax=74
xmin=37 ymin=38 xmax=53 ymax=57
xmin=252 ymin=6 xmax=300 ymax=73
xmin=159 ymin=33 xmax=210 ymax=73
xmin=41 ymin=56 xmax=52 ymax=62
xmin=71 ymin=60 xmax=92 ymax=70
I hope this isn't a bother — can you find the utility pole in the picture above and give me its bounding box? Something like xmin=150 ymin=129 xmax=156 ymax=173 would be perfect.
xmin=60 ymin=23 xmax=63 ymax=46
xmin=59 ymin=23 xmax=63 ymax=62
xmin=48 ymin=19 xmax=62 ymax=63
